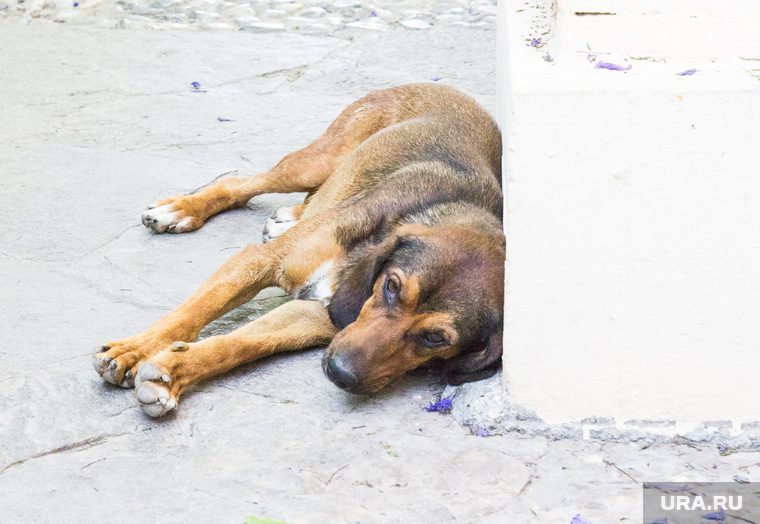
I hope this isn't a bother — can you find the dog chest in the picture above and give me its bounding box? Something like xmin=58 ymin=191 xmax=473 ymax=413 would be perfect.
xmin=293 ymin=260 xmax=335 ymax=306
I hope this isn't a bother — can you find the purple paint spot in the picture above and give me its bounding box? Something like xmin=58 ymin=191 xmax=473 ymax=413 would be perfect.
xmin=571 ymin=515 xmax=593 ymax=524
xmin=287 ymin=467 xmax=301 ymax=473
xmin=73 ymin=2 xmax=78 ymax=6
xmin=217 ymin=117 xmax=232 ymax=122
xmin=429 ymin=76 xmax=441 ymax=82
xmin=191 ymin=81 xmax=201 ymax=90
xmin=703 ymin=509 xmax=725 ymax=521
xmin=424 ymin=396 xmax=453 ymax=412
xmin=530 ymin=37 xmax=541 ymax=47
xmin=595 ymin=61 xmax=632 ymax=71
xmin=676 ymin=68 xmax=697 ymax=76
xmin=543 ymin=53 xmax=553 ymax=62
xmin=650 ymin=519 xmax=668 ymax=524
xmin=370 ymin=11 xmax=376 ymax=17
xmin=473 ymin=428 xmax=492 ymax=437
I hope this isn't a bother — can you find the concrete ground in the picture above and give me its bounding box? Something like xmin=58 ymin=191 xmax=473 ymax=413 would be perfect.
xmin=1 ymin=18 xmax=760 ymax=524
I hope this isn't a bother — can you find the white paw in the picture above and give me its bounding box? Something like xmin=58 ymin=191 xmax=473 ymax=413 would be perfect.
xmin=141 ymin=204 xmax=195 ymax=234
xmin=135 ymin=362 xmax=177 ymax=417
xmin=262 ymin=206 xmax=299 ymax=243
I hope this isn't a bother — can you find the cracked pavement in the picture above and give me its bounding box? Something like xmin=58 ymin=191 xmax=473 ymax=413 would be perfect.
xmin=2 ymin=21 xmax=760 ymax=524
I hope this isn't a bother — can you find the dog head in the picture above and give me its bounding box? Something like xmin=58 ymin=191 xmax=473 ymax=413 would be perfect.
xmin=324 ymin=222 xmax=504 ymax=394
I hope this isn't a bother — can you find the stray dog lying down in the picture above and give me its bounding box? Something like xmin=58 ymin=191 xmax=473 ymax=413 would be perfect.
xmin=93 ymin=83 xmax=505 ymax=417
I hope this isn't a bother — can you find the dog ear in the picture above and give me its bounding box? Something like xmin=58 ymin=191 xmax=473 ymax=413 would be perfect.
xmin=328 ymin=236 xmax=399 ymax=329
xmin=444 ymin=320 xmax=503 ymax=386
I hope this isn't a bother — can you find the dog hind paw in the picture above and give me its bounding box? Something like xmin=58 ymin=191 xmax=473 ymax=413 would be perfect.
xmin=141 ymin=198 xmax=203 ymax=234
xmin=262 ymin=206 xmax=300 ymax=243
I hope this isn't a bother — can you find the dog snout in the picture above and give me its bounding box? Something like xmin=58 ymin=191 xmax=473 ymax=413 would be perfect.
xmin=325 ymin=353 xmax=361 ymax=392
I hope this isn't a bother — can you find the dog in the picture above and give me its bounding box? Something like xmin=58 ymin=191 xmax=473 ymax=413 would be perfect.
xmin=92 ymin=83 xmax=505 ymax=417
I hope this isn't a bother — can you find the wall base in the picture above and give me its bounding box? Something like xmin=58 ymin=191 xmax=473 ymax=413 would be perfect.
xmin=448 ymin=378 xmax=760 ymax=448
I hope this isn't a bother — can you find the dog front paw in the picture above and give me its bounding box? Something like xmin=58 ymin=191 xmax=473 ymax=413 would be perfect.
xmin=134 ymin=346 xmax=188 ymax=417
xmin=92 ymin=333 xmax=177 ymax=388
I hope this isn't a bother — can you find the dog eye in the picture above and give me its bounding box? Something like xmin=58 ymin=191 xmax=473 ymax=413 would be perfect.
xmin=423 ymin=331 xmax=447 ymax=346
xmin=384 ymin=276 xmax=400 ymax=302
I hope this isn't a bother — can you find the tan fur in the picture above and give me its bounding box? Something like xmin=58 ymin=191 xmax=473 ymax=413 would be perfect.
xmin=94 ymin=83 xmax=503 ymax=415
xmin=142 ymin=300 xmax=337 ymax=398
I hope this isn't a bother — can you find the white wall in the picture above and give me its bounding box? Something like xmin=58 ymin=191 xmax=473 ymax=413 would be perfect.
xmin=499 ymin=0 xmax=760 ymax=434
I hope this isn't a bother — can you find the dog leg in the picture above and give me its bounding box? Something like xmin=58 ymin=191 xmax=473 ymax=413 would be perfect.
xmin=141 ymin=92 xmax=399 ymax=234
xmin=95 ymin=212 xmax=344 ymax=387
xmin=140 ymin=155 xmax=325 ymax=234
xmin=133 ymin=300 xmax=336 ymax=417
xmin=93 ymin=240 xmax=280 ymax=387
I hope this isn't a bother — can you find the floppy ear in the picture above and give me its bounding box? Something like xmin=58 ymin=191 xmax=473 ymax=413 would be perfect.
xmin=444 ymin=320 xmax=503 ymax=386
xmin=328 ymin=236 xmax=399 ymax=329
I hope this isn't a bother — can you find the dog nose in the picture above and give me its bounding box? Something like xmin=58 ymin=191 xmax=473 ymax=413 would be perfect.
xmin=325 ymin=353 xmax=360 ymax=391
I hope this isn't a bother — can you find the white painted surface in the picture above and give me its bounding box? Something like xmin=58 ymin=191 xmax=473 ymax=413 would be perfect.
xmin=557 ymin=0 xmax=760 ymax=59
xmin=499 ymin=0 xmax=760 ymax=431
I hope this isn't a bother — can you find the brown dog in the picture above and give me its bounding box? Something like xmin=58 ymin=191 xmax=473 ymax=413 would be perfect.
xmin=92 ymin=83 xmax=505 ymax=417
